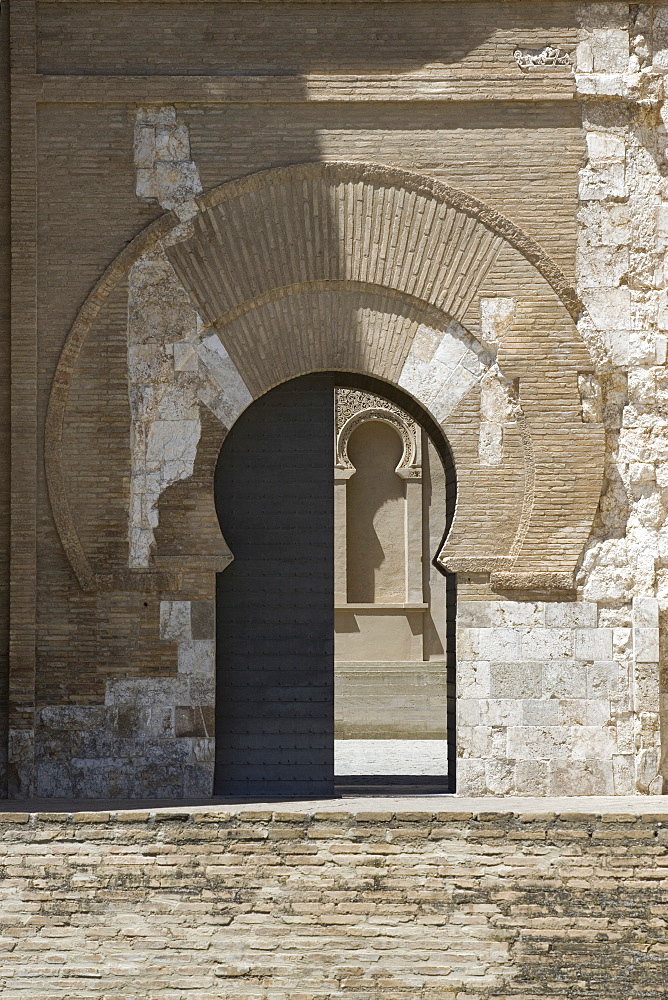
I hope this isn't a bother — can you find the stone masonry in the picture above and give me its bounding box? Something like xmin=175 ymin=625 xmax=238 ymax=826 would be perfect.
xmin=0 ymin=799 xmax=666 ymax=998
xmin=4 ymin=1 xmax=668 ymax=798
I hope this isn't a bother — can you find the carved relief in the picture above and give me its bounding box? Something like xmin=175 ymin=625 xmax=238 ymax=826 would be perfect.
xmin=513 ymin=45 xmax=572 ymax=69
xmin=335 ymin=389 xmax=421 ymax=478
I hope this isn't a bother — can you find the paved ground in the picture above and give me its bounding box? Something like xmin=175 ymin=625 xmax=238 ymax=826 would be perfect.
xmin=0 ymin=793 xmax=666 ymax=815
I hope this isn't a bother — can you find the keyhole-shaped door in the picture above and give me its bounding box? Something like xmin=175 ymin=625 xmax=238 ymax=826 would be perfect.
xmin=213 ymin=374 xmax=335 ymax=797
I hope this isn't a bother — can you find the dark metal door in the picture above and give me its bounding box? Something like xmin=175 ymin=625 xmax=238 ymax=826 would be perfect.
xmin=213 ymin=374 xmax=335 ymax=797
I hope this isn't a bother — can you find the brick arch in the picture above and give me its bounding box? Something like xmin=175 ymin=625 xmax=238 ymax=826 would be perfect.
xmin=46 ymin=161 xmax=604 ymax=593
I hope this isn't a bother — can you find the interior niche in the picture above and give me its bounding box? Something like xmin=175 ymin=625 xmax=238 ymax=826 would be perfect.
xmin=333 ymin=386 xmax=450 ymax=789
xmin=346 ymin=420 xmax=406 ymax=605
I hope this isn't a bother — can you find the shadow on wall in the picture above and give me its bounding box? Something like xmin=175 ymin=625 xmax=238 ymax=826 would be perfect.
xmin=346 ymin=421 xmax=406 ymax=604
xmin=37 ymin=3 xmax=501 ymax=75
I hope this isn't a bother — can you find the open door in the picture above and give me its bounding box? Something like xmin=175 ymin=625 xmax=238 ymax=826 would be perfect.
xmin=214 ymin=374 xmax=335 ymax=798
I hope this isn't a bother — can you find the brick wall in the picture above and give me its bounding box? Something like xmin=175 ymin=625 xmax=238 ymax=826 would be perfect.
xmin=5 ymin=1 xmax=668 ymax=797
xmin=0 ymin=801 xmax=665 ymax=997
xmin=0 ymin=2 xmax=10 ymax=798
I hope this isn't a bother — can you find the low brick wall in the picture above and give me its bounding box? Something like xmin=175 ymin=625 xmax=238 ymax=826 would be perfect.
xmin=0 ymin=800 xmax=666 ymax=998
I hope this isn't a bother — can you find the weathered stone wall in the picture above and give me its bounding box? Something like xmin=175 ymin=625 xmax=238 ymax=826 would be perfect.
xmin=457 ymin=597 xmax=660 ymax=795
xmin=6 ymin=0 xmax=668 ymax=797
xmin=450 ymin=3 xmax=668 ymax=797
xmin=0 ymin=800 xmax=665 ymax=997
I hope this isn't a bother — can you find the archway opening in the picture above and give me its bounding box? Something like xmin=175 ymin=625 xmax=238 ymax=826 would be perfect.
xmin=213 ymin=372 xmax=456 ymax=798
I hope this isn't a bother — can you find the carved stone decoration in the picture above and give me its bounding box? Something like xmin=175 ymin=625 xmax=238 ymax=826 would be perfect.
xmin=335 ymin=389 xmax=421 ymax=479
xmin=513 ymin=45 xmax=572 ymax=69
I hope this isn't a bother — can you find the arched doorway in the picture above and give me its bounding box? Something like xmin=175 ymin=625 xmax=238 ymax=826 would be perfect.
xmin=213 ymin=372 xmax=456 ymax=797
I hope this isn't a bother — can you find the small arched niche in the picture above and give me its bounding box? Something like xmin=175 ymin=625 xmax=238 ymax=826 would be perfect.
xmin=346 ymin=420 xmax=407 ymax=605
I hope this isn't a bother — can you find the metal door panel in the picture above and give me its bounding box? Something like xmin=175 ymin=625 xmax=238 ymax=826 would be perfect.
xmin=214 ymin=374 xmax=334 ymax=798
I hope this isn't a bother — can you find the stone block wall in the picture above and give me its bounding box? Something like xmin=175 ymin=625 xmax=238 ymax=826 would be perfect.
xmin=0 ymin=801 xmax=665 ymax=997
xmin=457 ymin=597 xmax=662 ymax=795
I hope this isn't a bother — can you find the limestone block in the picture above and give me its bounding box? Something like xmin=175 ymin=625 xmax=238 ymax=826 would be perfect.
xmin=612 ymin=753 xmax=636 ymax=794
xmin=133 ymin=125 xmax=155 ymax=169
xmin=155 ymin=123 xmax=191 ymax=161
xmin=183 ymin=762 xmax=215 ymax=796
xmin=191 ymin=601 xmax=215 ymax=640
xmin=136 ymin=105 xmax=176 ymax=125
xmin=577 ymin=246 xmax=628 ymax=289
xmin=478 ymin=421 xmax=503 ymax=466
xmin=160 ymin=601 xmax=192 ymax=641
xmin=636 ymin=746 xmax=663 ymax=794
xmin=135 ymin=168 xmax=157 ymax=201
xmin=457 ymin=699 xmax=482 ymax=727
xmin=173 ymin=341 xmax=199 ymax=372
xmin=146 ymin=419 xmax=200 ymax=483
xmin=471 ymin=627 xmax=521 ymax=662
xmin=580 ymin=541 xmax=636 ymax=604
xmin=581 ymin=286 xmax=631 ymax=331
xmin=574 ymin=627 xmax=613 ymax=661
xmin=579 ymin=162 xmax=627 ymax=201
xmin=197 ymin=334 xmax=253 ymax=427
xmin=652 ymin=49 xmax=668 ymax=75
xmin=542 ymin=660 xmax=587 ymax=699
xmin=174 ymin=707 xmax=213 ymax=738
xmin=633 ymin=660 xmax=660 ymax=710
xmin=189 ymin=675 xmax=215 ymax=707
xmin=544 ymin=601 xmax=597 ymax=628
xmin=612 ymin=627 xmax=633 ymax=659
xmin=585 ymin=131 xmax=625 ymax=163
xmin=558 ymin=699 xmax=610 ymax=726
xmin=588 ymin=29 xmax=629 ymax=74
xmin=578 ymin=374 xmax=603 ymax=423
xmin=521 ymin=699 xmax=559 ymax=726
xmin=514 ymin=759 xmax=549 ymax=795
xmin=634 ymin=627 xmax=660 ymax=662
xmin=480 ymin=373 xmax=513 ymax=421
xmin=478 ymin=700 xmax=523 ymax=727
xmin=457 ymin=628 xmax=476 ymax=660
xmin=578 ymin=201 xmax=631 ymax=247
xmin=177 ymin=640 xmax=215 ymax=677
xmin=455 ymin=758 xmax=486 ymax=795
xmin=145 ymin=707 xmax=175 ymax=738
xmin=629 ymin=462 xmax=655 ymax=484
xmin=456 ymin=660 xmax=490 ymax=699
xmin=191 ymin=737 xmax=215 ymax=763
xmin=457 ymin=724 xmax=497 ymax=758
xmin=587 ymin=660 xmax=619 ymax=699
xmin=155 ymin=160 xmax=203 ymax=210
xmin=570 ymin=723 xmax=617 ymax=760
xmin=489 ymin=662 xmax=542 ymax=700
xmin=520 ymin=628 xmax=573 ymax=661
xmin=490 ymin=601 xmax=545 ymax=627
xmin=484 ymin=759 xmax=515 ymax=795
xmin=398 ymin=319 xmax=490 ymax=423
xmin=548 ymin=758 xmax=614 ymax=795
xmin=456 ymin=601 xmax=492 ymax=628
xmin=479 ymin=297 xmax=515 ymax=345
xmin=506 ymin=726 xmax=572 ymax=761
xmin=105 ymin=677 xmax=190 ymax=708
xmin=633 ymin=595 xmax=659 ymax=628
